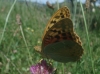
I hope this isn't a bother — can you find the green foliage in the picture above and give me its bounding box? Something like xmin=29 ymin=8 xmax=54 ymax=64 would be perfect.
xmin=0 ymin=0 xmax=100 ymax=74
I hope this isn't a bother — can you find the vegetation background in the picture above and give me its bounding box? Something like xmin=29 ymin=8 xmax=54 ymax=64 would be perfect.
xmin=0 ymin=0 xmax=100 ymax=74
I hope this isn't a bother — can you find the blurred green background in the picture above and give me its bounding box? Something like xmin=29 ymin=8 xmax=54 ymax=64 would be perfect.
xmin=0 ymin=0 xmax=100 ymax=74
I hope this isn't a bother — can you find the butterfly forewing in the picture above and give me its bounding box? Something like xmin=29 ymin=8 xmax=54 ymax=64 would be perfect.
xmin=42 ymin=18 xmax=73 ymax=49
xmin=42 ymin=6 xmax=70 ymax=39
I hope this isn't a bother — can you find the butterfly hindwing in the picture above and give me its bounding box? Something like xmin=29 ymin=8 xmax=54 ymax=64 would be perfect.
xmin=43 ymin=40 xmax=83 ymax=62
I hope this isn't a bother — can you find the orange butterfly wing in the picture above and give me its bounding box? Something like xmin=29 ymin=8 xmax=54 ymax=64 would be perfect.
xmin=42 ymin=18 xmax=83 ymax=62
xmin=42 ymin=6 xmax=70 ymax=40
xmin=40 ymin=6 xmax=83 ymax=62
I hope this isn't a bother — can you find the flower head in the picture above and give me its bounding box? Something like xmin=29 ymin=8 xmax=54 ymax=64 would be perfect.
xmin=30 ymin=59 xmax=56 ymax=74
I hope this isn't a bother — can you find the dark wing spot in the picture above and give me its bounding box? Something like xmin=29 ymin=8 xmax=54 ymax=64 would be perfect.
xmin=60 ymin=12 xmax=63 ymax=15
xmin=61 ymin=33 xmax=67 ymax=39
xmin=48 ymin=27 xmax=50 ymax=29
xmin=55 ymin=35 xmax=60 ymax=39
xmin=62 ymin=33 xmax=66 ymax=36
xmin=50 ymin=29 xmax=57 ymax=32
xmin=60 ymin=12 xmax=64 ymax=18
xmin=63 ymin=37 xmax=67 ymax=39
xmin=68 ymin=32 xmax=73 ymax=39
xmin=54 ymin=16 xmax=60 ymax=19
xmin=62 ymin=29 xmax=65 ymax=32
xmin=58 ymin=31 xmax=61 ymax=34
xmin=61 ymin=15 xmax=64 ymax=18
xmin=60 ymin=13 xmax=64 ymax=18
xmin=50 ymin=20 xmax=56 ymax=24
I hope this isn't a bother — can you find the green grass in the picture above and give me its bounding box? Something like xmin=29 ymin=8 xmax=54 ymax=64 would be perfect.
xmin=0 ymin=0 xmax=100 ymax=74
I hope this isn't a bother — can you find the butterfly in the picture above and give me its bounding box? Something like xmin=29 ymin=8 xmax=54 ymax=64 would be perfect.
xmin=35 ymin=6 xmax=83 ymax=63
